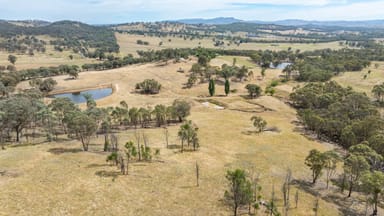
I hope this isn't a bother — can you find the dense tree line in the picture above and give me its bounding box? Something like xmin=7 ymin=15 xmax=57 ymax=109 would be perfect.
xmin=0 ymin=89 xmax=191 ymax=150
xmin=290 ymin=81 xmax=383 ymax=155
xmin=0 ymin=20 xmax=119 ymax=56
xmin=0 ymin=36 xmax=46 ymax=54
xmin=293 ymin=82 xmax=384 ymax=215
xmin=2 ymin=46 xmax=384 ymax=93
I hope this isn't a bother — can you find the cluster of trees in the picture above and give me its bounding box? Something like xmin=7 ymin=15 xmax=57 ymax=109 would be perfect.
xmin=224 ymin=168 xmax=300 ymax=216
xmin=0 ymin=21 xmax=119 ymax=56
xmin=293 ymin=49 xmax=371 ymax=82
xmin=136 ymin=40 xmax=149 ymax=45
xmin=245 ymin=84 xmax=262 ymax=99
xmin=106 ymin=135 xmax=160 ymax=175
xmin=0 ymin=36 xmax=46 ymax=54
xmin=0 ymin=65 xmax=80 ymax=90
xmin=305 ymin=145 xmax=384 ymax=215
xmin=372 ymin=82 xmax=384 ymax=104
xmin=29 ymin=78 xmax=57 ymax=94
xmin=135 ymin=79 xmax=162 ymax=94
xmin=188 ymin=55 xmax=251 ymax=97
xmin=82 ymin=48 xmax=192 ymax=71
xmin=0 ymin=85 xmax=191 ymax=150
xmin=290 ymin=81 xmax=383 ymax=153
xmin=291 ymin=81 xmax=384 ymax=215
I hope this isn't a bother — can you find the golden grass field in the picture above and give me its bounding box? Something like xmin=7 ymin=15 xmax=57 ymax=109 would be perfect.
xmin=3 ymin=54 xmax=377 ymax=215
xmin=116 ymin=33 xmax=345 ymax=56
xmin=0 ymin=35 xmax=98 ymax=70
xmin=332 ymin=61 xmax=384 ymax=97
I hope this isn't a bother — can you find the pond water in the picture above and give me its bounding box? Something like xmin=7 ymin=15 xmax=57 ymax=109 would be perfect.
xmin=270 ymin=62 xmax=292 ymax=70
xmin=51 ymin=88 xmax=113 ymax=104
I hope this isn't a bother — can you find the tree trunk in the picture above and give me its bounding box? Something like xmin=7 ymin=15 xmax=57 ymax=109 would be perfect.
xmin=373 ymin=193 xmax=378 ymax=216
xmin=181 ymin=139 xmax=184 ymax=153
xmin=234 ymin=203 xmax=238 ymax=216
xmin=312 ymin=173 xmax=316 ymax=184
xmin=16 ymin=127 xmax=20 ymax=142
xmin=81 ymin=136 xmax=88 ymax=151
xmin=348 ymin=183 xmax=353 ymax=197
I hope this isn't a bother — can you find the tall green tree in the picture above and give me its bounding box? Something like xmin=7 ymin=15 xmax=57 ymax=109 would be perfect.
xmin=49 ymin=97 xmax=79 ymax=133
xmin=8 ymin=55 xmax=17 ymax=65
xmin=177 ymin=120 xmax=199 ymax=152
xmin=245 ymin=84 xmax=261 ymax=98
xmin=152 ymin=104 xmax=167 ymax=127
xmin=83 ymin=93 xmax=96 ymax=110
xmin=372 ymin=83 xmax=384 ymax=102
xmin=250 ymin=116 xmax=267 ymax=133
xmin=323 ymin=150 xmax=341 ymax=189
xmin=361 ymin=171 xmax=384 ymax=216
xmin=172 ymin=99 xmax=191 ymax=122
xmin=208 ymin=79 xmax=215 ymax=97
xmin=66 ymin=112 xmax=97 ymax=151
xmin=225 ymin=79 xmax=230 ymax=96
xmin=343 ymin=154 xmax=370 ymax=197
xmin=305 ymin=149 xmax=325 ymax=184
xmin=224 ymin=169 xmax=253 ymax=216
xmin=0 ymin=96 xmax=41 ymax=142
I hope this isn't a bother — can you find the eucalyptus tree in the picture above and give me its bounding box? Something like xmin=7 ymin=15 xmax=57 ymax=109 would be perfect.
xmin=224 ymin=169 xmax=253 ymax=216
xmin=361 ymin=171 xmax=384 ymax=216
xmin=66 ymin=111 xmax=97 ymax=151
xmin=138 ymin=107 xmax=152 ymax=128
xmin=0 ymin=95 xmax=41 ymax=142
xmin=305 ymin=149 xmax=325 ymax=184
xmin=8 ymin=55 xmax=16 ymax=65
xmin=49 ymin=97 xmax=79 ymax=134
xmin=153 ymin=104 xmax=167 ymax=127
xmin=372 ymin=83 xmax=384 ymax=103
xmin=250 ymin=116 xmax=267 ymax=133
xmin=344 ymin=154 xmax=370 ymax=197
xmin=83 ymin=93 xmax=96 ymax=110
xmin=178 ymin=120 xmax=199 ymax=152
xmin=172 ymin=99 xmax=191 ymax=122
xmin=129 ymin=107 xmax=140 ymax=128
xmin=245 ymin=84 xmax=261 ymax=98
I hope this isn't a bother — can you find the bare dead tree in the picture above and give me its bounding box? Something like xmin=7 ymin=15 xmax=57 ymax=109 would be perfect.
xmin=135 ymin=129 xmax=142 ymax=161
xmin=314 ymin=197 xmax=319 ymax=216
xmin=119 ymin=156 xmax=126 ymax=175
xmin=164 ymin=127 xmax=169 ymax=148
xmin=110 ymin=134 xmax=118 ymax=152
xmin=282 ymin=169 xmax=292 ymax=216
xmin=196 ymin=161 xmax=199 ymax=187
xmin=142 ymin=132 xmax=149 ymax=149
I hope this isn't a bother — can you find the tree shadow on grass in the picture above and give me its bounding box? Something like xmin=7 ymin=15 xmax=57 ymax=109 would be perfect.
xmin=291 ymin=179 xmax=321 ymax=197
xmin=167 ymin=144 xmax=180 ymax=150
xmin=292 ymin=179 xmax=365 ymax=216
xmin=322 ymin=194 xmax=365 ymax=216
xmin=86 ymin=163 xmax=110 ymax=168
xmin=95 ymin=170 xmax=120 ymax=178
xmin=48 ymin=147 xmax=83 ymax=155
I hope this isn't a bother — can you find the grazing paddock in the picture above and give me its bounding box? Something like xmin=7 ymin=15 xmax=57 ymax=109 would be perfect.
xmin=0 ymin=58 xmax=362 ymax=215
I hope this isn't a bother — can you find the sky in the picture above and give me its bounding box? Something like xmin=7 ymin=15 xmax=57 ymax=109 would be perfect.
xmin=0 ymin=0 xmax=383 ymax=24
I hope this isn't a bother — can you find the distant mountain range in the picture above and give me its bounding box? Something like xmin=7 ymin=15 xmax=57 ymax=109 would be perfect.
xmin=0 ymin=19 xmax=51 ymax=27
xmin=2 ymin=17 xmax=384 ymax=28
xmin=172 ymin=17 xmax=384 ymax=28
xmin=251 ymin=19 xmax=384 ymax=28
xmin=173 ymin=17 xmax=242 ymax=25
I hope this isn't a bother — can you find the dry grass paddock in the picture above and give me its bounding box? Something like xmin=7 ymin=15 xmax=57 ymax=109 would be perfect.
xmin=1 ymin=56 xmax=376 ymax=215
xmin=116 ymin=33 xmax=345 ymax=57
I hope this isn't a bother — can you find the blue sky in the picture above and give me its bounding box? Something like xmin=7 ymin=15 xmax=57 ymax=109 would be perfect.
xmin=0 ymin=0 xmax=383 ymax=24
